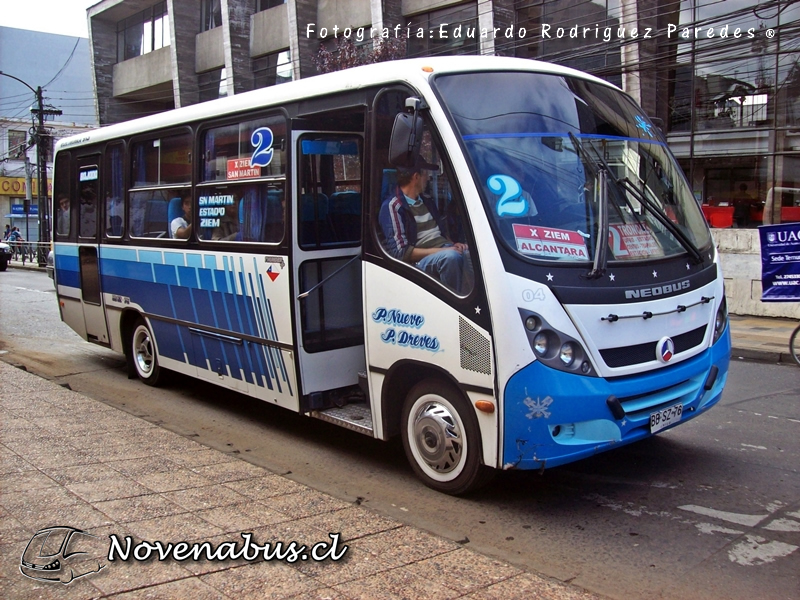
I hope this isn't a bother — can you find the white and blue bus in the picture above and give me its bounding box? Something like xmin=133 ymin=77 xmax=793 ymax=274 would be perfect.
xmin=52 ymin=57 xmax=730 ymax=494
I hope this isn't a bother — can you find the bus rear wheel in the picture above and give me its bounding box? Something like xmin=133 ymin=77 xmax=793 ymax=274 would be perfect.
xmin=130 ymin=318 xmax=164 ymax=386
xmin=401 ymin=379 xmax=494 ymax=495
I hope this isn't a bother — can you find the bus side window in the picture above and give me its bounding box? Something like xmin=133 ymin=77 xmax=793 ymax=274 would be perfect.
xmin=105 ymin=144 xmax=124 ymax=238
xmin=54 ymin=153 xmax=71 ymax=238
xmin=129 ymin=132 xmax=192 ymax=239
xmin=199 ymin=115 xmax=287 ymax=243
xmin=374 ymin=111 xmax=474 ymax=296
xmin=129 ymin=192 xmax=169 ymax=238
xmin=298 ymin=136 xmax=362 ymax=249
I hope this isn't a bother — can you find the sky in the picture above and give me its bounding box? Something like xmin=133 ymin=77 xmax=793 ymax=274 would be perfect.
xmin=4 ymin=0 xmax=97 ymax=38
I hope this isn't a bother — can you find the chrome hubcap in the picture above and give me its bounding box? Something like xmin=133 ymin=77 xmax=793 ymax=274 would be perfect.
xmin=412 ymin=401 xmax=463 ymax=473
xmin=133 ymin=327 xmax=153 ymax=375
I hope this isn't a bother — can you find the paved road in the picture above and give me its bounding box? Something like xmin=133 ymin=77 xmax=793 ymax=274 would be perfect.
xmin=1 ymin=269 xmax=798 ymax=600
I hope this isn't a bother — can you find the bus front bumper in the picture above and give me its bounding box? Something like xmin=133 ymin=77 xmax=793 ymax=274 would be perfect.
xmin=501 ymin=329 xmax=731 ymax=470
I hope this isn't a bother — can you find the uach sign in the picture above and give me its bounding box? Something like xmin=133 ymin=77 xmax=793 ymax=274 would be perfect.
xmin=759 ymin=222 xmax=800 ymax=302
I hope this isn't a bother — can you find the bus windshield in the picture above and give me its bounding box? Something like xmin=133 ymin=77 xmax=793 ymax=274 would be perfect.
xmin=433 ymin=71 xmax=712 ymax=264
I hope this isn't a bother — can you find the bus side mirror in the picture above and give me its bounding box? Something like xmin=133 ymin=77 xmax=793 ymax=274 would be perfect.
xmin=388 ymin=112 xmax=424 ymax=168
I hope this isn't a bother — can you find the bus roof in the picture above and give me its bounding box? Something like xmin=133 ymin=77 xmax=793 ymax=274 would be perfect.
xmin=55 ymin=56 xmax=619 ymax=152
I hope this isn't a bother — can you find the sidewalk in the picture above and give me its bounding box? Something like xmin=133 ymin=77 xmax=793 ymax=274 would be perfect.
xmin=2 ymin=268 xmax=795 ymax=599
xmin=0 ymin=360 xmax=599 ymax=600
xmin=729 ymin=314 xmax=798 ymax=364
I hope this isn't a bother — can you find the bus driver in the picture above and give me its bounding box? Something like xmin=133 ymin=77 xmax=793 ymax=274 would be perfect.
xmin=379 ymin=162 xmax=473 ymax=295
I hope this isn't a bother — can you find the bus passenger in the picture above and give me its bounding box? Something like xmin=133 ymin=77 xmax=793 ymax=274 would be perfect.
xmin=171 ymin=194 xmax=193 ymax=239
xmin=379 ymin=163 xmax=473 ymax=295
xmin=56 ymin=195 xmax=70 ymax=236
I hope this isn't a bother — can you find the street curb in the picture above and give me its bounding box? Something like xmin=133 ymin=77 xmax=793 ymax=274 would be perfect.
xmin=8 ymin=263 xmax=46 ymax=272
xmin=731 ymin=346 xmax=794 ymax=365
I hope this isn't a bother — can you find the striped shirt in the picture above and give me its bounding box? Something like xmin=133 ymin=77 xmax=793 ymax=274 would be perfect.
xmin=405 ymin=195 xmax=447 ymax=249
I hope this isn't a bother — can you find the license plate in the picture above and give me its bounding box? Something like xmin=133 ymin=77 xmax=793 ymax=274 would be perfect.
xmin=650 ymin=403 xmax=683 ymax=433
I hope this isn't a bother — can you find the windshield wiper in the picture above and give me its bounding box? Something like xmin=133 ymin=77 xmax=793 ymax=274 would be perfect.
xmin=568 ymin=133 xmax=607 ymax=279
xmin=574 ymin=135 xmax=705 ymax=267
xmin=617 ymin=177 xmax=704 ymax=264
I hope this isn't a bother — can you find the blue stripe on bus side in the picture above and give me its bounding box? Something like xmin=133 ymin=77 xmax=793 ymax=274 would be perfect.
xmin=164 ymin=251 xmax=185 ymax=266
xmin=153 ymin=263 xmax=178 ymax=286
xmin=55 ymin=253 xmax=81 ymax=288
xmin=138 ymin=250 xmax=163 ymax=265
xmin=101 ymin=247 xmax=138 ymax=261
xmin=93 ymin=248 xmax=291 ymax=396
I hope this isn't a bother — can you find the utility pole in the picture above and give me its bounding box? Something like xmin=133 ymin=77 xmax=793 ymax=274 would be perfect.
xmin=24 ymin=154 xmax=33 ymax=248
xmin=31 ymin=86 xmax=61 ymax=265
xmin=1 ymin=71 xmax=61 ymax=266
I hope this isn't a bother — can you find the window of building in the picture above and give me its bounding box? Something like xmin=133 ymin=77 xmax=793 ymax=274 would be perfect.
xmin=129 ymin=131 xmax=192 ymax=238
xmin=7 ymin=130 xmax=27 ymax=159
xmin=256 ymin=0 xmax=286 ymax=10
xmin=253 ymin=51 xmax=293 ymax=89
xmin=406 ymin=2 xmax=478 ymax=58
xmin=201 ymin=0 xmax=222 ymax=32
xmin=199 ymin=68 xmax=229 ymax=102
xmin=116 ymin=2 xmax=169 ymax=62
xmin=198 ymin=115 xmax=287 ymax=243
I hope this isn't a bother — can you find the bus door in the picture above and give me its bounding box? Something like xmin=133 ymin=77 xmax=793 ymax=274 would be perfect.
xmin=76 ymin=158 xmax=110 ymax=345
xmin=292 ymin=131 xmax=366 ymax=404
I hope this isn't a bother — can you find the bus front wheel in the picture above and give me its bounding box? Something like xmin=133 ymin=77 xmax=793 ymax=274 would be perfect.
xmin=130 ymin=318 xmax=163 ymax=386
xmin=401 ymin=379 xmax=494 ymax=495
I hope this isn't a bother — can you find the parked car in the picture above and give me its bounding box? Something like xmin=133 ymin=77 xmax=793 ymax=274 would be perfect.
xmin=0 ymin=241 xmax=11 ymax=271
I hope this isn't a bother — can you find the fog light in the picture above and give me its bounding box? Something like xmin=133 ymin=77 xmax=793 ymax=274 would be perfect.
xmin=534 ymin=332 xmax=549 ymax=356
xmin=559 ymin=343 xmax=575 ymax=366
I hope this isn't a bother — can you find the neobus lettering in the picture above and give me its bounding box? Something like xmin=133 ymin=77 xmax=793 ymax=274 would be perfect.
xmin=625 ymin=280 xmax=691 ymax=299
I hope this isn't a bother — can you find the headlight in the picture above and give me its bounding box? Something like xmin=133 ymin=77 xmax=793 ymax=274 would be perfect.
xmin=519 ymin=309 xmax=596 ymax=377
xmin=533 ymin=332 xmax=549 ymax=356
xmin=713 ymin=296 xmax=728 ymax=343
xmin=559 ymin=343 xmax=575 ymax=366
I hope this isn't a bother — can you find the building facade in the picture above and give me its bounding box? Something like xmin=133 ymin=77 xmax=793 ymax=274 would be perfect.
xmin=1 ymin=27 xmax=97 ymax=242
xmin=86 ymin=0 xmax=798 ymax=212
xmin=83 ymin=0 xmax=799 ymax=316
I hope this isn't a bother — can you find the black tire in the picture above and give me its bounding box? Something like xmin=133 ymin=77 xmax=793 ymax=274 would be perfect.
xmin=129 ymin=317 xmax=164 ymax=386
xmin=401 ymin=378 xmax=494 ymax=495
xmin=790 ymin=323 xmax=800 ymax=367
xmin=0 ymin=260 xmax=7 ymax=272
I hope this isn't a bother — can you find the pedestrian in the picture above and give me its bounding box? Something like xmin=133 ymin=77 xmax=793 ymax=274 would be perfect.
xmin=3 ymin=224 xmax=9 ymax=240
xmin=7 ymin=227 xmax=24 ymax=259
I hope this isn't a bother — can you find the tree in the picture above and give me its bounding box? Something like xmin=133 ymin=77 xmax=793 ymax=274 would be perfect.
xmin=314 ymin=36 xmax=407 ymax=74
